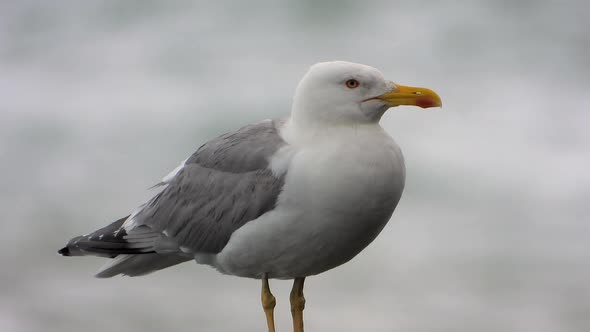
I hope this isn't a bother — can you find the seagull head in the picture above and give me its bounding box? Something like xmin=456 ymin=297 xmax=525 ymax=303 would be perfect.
xmin=291 ymin=61 xmax=442 ymax=126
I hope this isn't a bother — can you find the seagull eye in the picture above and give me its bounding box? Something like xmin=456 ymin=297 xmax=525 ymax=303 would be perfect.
xmin=345 ymin=79 xmax=360 ymax=89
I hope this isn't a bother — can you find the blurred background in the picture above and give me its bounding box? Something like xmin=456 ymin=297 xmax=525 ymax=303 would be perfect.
xmin=1 ymin=1 xmax=589 ymax=331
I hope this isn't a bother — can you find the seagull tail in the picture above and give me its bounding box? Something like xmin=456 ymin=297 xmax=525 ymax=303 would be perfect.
xmin=95 ymin=254 xmax=191 ymax=278
xmin=58 ymin=216 xmax=192 ymax=278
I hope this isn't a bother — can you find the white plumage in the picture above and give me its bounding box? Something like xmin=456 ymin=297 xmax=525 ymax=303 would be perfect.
xmin=215 ymin=122 xmax=405 ymax=278
xmin=59 ymin=60 xmax=441 ymax=332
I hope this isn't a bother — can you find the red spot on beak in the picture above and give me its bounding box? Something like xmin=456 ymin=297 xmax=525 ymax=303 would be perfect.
xmin=416 ymin=97 xmax=440 ymax=108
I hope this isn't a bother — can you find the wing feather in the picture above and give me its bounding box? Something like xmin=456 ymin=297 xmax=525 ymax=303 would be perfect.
xmin=59 ymin=119 xmax=288 ymax=267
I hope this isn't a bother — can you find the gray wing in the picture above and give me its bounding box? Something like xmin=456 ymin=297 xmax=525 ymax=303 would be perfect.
xmin=131 ymin=118 xmax=287 ymax=253
xmin=59 ymin=119 xmax=287 ymax=264
xmin=136 ymin=123 xmax=286 ymax=254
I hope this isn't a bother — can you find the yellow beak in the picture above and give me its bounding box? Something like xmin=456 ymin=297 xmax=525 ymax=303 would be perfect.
xmin=375 ymin=83 xmax=442 ymax=109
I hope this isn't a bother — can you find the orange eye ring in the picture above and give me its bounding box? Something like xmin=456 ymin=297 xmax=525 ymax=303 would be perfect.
xmin=345 ymin=79 xmax=360 ymax=89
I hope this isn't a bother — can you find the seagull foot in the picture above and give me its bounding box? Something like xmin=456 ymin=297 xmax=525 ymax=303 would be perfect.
xmin=290 ymin=277 xmax=306 ymax=332
xmin=261 ymin=274 xmax=276 ymax=332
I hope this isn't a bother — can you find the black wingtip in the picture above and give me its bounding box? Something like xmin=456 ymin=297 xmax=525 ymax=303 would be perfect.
xmin=58 ymin=246 xmax=70 ymax=256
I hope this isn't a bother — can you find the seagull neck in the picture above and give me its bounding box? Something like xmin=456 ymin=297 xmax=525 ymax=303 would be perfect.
xmin=283 ymin=115 xmax=383 ymax=146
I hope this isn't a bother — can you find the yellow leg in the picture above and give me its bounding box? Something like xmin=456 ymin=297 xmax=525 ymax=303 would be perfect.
xmin=261 ymin=274 xmax=276 ymax=332
xmin=290 ymin=277 xmax=306 ymax=332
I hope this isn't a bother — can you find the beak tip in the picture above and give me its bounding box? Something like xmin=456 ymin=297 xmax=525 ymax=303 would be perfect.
xmin=416 ymin=97 xmax=442 ymax=109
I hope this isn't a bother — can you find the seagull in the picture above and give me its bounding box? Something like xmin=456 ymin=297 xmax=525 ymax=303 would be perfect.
xmin=58 ymin=61 xmax=441 ymax=332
